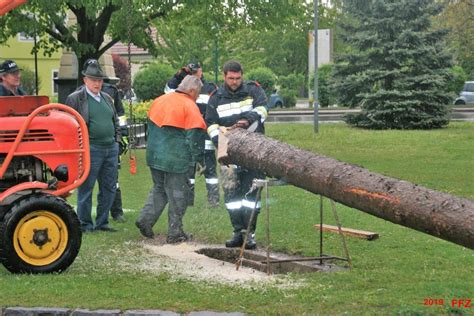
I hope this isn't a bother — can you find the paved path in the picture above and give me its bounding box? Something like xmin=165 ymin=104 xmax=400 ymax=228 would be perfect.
xmin=267 ymin=108 xmax=474 ymax=123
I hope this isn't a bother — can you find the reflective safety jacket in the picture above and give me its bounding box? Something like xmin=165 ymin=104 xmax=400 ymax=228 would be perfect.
xmin=147 ymin=91 xmax=206 ymax=173
xmin=205 ymin=81 xmax=268 ymax=145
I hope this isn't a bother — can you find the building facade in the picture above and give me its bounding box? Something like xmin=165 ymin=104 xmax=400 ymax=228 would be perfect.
xmin=0 ymin=33 xmax=61 ymax=97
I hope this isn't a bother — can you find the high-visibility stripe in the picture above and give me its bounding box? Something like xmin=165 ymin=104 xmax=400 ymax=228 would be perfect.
xmin=208 ymin=124 xmax=219 ymax=138
xmin=205 ymin=178 xmax=218 ymax=184
xmin=225 ymin=201 xmax=242 ymax=210
xmin=205 ymin=140 xmax=215 ymax=150
xmin=216 ymin=98 xmax=253 ymax=118
xmin=196 ymin=94 xmax=210 ymax=104
xmin=242 ymin=199 xmax=261 ymax=209
xmin=118 ymin=115 xmax=128 ymax=126
xmin=253 ymin=106 xmax=268 ymax=122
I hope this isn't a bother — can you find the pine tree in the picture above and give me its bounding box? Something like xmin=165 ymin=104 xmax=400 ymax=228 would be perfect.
xmin=333 ymin=0 xmax=453 ymax=129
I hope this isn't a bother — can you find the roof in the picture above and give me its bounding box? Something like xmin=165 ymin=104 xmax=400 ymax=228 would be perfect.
xmin=111 ymin=42 xmax=150 ymax=56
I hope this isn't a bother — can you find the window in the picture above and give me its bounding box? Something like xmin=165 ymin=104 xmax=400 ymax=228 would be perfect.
xmin=464 ymin=83 xmax=474 ymax=92
xmin=52 ymin=69 xmax=59 ymax=95
xmin=18 ymin=32 xmax=39 ymax=42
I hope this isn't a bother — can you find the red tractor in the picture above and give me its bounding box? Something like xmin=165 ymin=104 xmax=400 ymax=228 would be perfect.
xmin=0 ymin=96 xmax=90 ymax=273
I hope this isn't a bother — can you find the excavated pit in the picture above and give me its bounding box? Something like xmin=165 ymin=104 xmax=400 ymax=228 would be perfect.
xmin=196 ymin=247 xmax=349 ymax=274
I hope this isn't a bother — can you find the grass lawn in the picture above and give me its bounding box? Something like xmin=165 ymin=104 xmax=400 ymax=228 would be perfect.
xmin=1 ymin=122 xmax=473 ymax=315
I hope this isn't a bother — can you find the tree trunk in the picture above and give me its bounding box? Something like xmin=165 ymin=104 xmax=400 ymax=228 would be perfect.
xmin=218 ymin=129 xmax=474 ymax=249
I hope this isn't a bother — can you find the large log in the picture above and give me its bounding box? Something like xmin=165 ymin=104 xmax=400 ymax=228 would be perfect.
xmin=218 ymin=129 xmax=474 ymax=249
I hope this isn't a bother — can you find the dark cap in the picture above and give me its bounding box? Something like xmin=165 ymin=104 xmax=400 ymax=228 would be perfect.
xmin=82 ymin=59 xmax=106 ymax=79
xmin=0 ymin=60 xmax=22 ymax=75
xmin=187 ymin=62 xmax=201 ymax=74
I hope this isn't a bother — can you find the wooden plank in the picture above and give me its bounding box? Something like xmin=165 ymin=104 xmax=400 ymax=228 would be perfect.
xmin=314 ymin=224 xmax=379 ymax=240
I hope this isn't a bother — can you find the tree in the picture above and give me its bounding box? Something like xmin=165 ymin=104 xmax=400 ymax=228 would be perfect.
xmin=111 ymin=53 xmax=130 ymax=94
xmin=149 ymin=0 xmax=343 ymax=92
xmin=436 ymin=0 xmax=474 ymax=78
xmin=219 ymin=128 xmax=474 ymax=249
xmin=0 ymin=1 xmax=300 ymax=85
xmin=148 ymin=1 xmax=305 ymax=78
xmin=334 ymin=0 xmax=452 ymax=129
xmin=0 ymin=0 xmax=174 ymax=84
xmin=20 ymin=65 xmax=41 ymax=95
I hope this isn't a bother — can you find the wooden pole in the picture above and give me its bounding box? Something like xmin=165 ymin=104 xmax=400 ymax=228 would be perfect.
xmin=218 ymin=129 xmax=474 ymax=249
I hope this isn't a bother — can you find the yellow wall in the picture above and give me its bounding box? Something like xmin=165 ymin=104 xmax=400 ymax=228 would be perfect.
xmin=0 ymin=34 xmax=61 ymax=97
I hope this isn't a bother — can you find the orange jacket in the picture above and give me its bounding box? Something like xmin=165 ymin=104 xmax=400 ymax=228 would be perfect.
xmin=148 ymin=91 xmax=206 ymax=130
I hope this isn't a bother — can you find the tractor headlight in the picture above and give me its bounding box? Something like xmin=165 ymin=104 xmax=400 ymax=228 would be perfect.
xmin=53 ymin=164 xmax=69 ymax=182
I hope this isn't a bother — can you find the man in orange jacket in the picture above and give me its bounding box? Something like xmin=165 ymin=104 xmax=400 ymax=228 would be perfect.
xmin=135 ymin=75 xmax=206 ymax=243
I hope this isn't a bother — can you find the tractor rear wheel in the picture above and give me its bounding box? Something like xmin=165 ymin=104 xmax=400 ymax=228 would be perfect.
xmin=0 ymin=194 xmax=81 ymax=273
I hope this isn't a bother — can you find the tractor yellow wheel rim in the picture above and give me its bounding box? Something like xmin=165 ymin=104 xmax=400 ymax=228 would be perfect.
xmin=13 ymin=211 xmax=68 ymax=266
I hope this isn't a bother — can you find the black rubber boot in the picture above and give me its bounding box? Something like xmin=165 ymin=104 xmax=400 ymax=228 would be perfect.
xmin=225 ymin=210 xmax=244 ymax=248
xmin=167 ymin=232 xmax=193 ymax=244
xmin=242 ymin=209 xmax=258 ymax=250
xmin=225 ymin=232 xmax=243 ymax=248
xmin=245 ymin=232 xmax=257 ymax=250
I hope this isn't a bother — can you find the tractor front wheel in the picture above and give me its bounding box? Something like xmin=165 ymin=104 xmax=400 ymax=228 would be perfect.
xmin=0 ymin=194 xmax=81 ymax=273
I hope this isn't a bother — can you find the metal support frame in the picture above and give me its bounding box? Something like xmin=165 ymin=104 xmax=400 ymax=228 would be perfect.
xmin=236 ymin=178 xmax=352 ymax=275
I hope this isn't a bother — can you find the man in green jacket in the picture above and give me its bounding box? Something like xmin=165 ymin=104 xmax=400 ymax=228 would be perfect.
xmin=135 ymin=75 xmax=206 ymax=243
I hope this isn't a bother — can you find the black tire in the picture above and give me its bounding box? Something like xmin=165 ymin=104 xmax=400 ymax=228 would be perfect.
xmin=454 ymin=100 xmax=466 ymax=105
xmin=0 ymin=194 xmax=82 ymax=273
xmin=275 ymin=101 xmax=283 ymax=108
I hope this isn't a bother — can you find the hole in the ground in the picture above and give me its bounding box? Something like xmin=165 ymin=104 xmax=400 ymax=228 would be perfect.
xmin=196 ymin=247 xmax=349 ymax=274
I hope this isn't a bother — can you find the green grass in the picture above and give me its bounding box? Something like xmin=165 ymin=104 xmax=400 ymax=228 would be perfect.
xmin=1 ymin=122 xmax=473 ymax=315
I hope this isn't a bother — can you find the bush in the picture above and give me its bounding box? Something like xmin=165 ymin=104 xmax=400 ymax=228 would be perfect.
xmin=307 ymin=65 xmax=336 ymax=107
xmin=246 ymin=67 xmax=276 ymax=96
xmin=132 ymin=100 xmax=153 ymax=121
xmin=447 ymin=65 xmax=467 ymax=94
xmin=279 ymin=88 xmax=297 ymax=107
xmin=20 ymin=66 xmax=41 ymax=95
xmin=277 ymin=73 xmax=304 ymax=107
xmin=278 ymin=73 xmax=305 ymax=94
xmin=133 ymin=63 xmax=175 ymax=101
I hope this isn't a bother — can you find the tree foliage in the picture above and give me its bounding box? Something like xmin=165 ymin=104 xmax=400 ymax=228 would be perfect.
xmin=148 ymin=1 xmax=306 ymax=77
xmin=0 ymin=0 xmax=177 ymax=83
xmin=436 ymin=0 xmax=474 ymax=78
xmin=19 ymin=66 xmax=41 ymax=95
xmin=246 ymin=67 xmax=277 ymax=96
xmin=0 ymin=0 xmax=304 ymax=84
xmin=334 ymin=0 xmax=452 ymax=129
xmin=150 ymin=0 xmax=343 ymax=96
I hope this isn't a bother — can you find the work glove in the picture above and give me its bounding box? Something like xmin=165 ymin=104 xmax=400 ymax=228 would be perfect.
xmin=240 ymin=111 xmax=260 ymax=125
xmin=229 ymin=119 xmax=250 ymax=130
xmin=118 ymin=136 xmax=129 ymax=156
